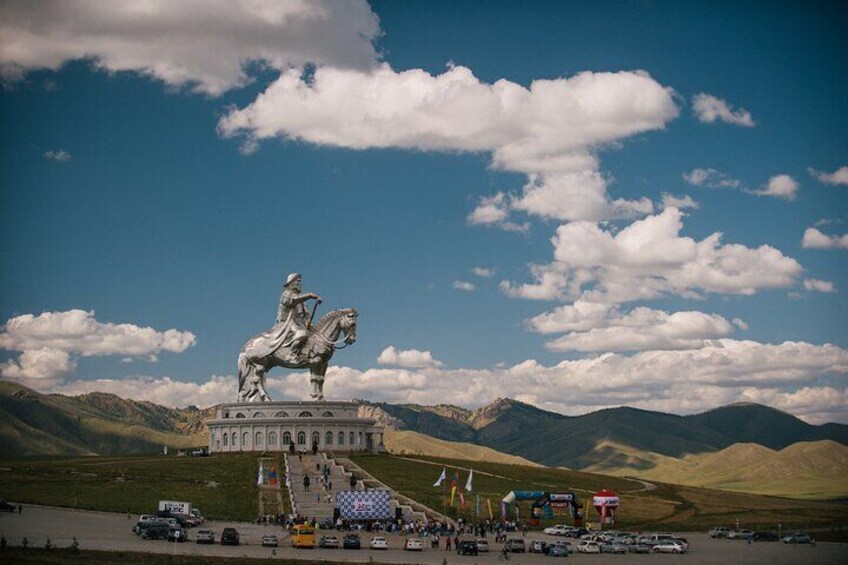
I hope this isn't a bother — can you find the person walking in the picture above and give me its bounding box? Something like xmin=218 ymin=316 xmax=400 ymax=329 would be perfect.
xmin=446 ymin=535 xmax=452 ymax=551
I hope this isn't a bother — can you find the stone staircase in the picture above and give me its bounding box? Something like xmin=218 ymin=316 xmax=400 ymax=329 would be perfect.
xmin=285 ymin=452 xmax=444 ymax=523
xmin=284 ymin=453 xmax=350 ymax=520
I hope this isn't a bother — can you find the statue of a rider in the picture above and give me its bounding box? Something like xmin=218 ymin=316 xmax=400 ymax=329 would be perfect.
xmin=277 ymin=273 xmax=321 ymax=363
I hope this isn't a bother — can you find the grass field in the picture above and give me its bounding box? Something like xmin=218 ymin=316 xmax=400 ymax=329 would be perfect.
xmin=350 ymin=453 xmax=848 ymax=532
xmin=0 ymin=453 xmax=288 ymax=521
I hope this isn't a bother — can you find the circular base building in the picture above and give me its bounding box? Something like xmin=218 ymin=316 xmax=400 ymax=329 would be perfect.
xmin=207 ymin=400 xmax=384 ymax=453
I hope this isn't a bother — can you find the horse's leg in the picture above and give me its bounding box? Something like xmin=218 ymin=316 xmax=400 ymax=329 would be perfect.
xmin=310 ymin=362 xmax=328 ymax=401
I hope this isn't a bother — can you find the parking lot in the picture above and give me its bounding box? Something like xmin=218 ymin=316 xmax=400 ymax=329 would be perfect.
xmin=1 ymin=505 xmax=844 ymax=564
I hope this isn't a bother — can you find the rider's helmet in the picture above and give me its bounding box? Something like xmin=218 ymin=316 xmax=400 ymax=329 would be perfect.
xmin=285 ymin=272 xmax=302 ymax=287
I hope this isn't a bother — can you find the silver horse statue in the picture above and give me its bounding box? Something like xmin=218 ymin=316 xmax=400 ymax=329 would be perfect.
xmin=237 ymin=308 xmax=357 ymax=402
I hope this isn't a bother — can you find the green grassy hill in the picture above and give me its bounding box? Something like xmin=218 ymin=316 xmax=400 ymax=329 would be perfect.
xmin=365 ymin=398 xmax=848 ymax=470
xmin=0 ymin=382 xmax=208 ymax=457
xmin=593 ymin=440 xmax=848 ymax=500
xmin=0 ymin=453 xmax=264 ymax=520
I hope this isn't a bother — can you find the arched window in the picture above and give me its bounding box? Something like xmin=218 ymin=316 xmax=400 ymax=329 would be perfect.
xmin=255 ymin=431 xmax=263 ymax=447
xmin=268 ymin=432 xmax=277 ymax=446
xmin=358 ymin=432 xmax=363 ymax=446
xmin=242 ymin=432 xmax=250 ymax=447
xmin=325 ymin=431 xmax=333 ymax=445
xmin=312 ymin=431 xmax=320 ymax=446
xmin=338 ymin=431 xmax=345 ymax=445
xmin=298 ymin=411 xmax=313 ymax=418
xmin=235 ymin=412 xmax=245 ymax=419
xmin=349 ymin=431 xmax=355 ymax=446
xmin=321 ymin=411 xmax=335 ymax=418
xmin=231 ymin=432 xmax=237 ymax=446
xmin=253 ymin=412 xmax=265 ymax=418
xmin=283 ymin=432 xmax=292 ymax=445
xmin=297 ymin=431 xmax=306 ymax=445
xmin=274 ymin=411 xmax=289 ymax=418
xmin=223 ymin=433 xmax=229 ymax=446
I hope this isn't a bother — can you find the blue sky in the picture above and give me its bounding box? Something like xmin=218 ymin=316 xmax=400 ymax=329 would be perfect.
xmin=1 ymin=0 xmax=846 ymax=422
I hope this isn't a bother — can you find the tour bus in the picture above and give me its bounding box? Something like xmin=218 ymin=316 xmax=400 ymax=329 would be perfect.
xmin=291 ymin=524 xmax=317 ymax=548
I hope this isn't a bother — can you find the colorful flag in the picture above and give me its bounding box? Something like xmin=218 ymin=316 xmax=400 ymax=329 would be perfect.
xmin=257 ymin=461 xmax=264 ymax=486
xmin=450 ymin=484 xmax=457 ymax=506
xmin=269 ymin=468 xmax=278 ymax=487
xmin=459 ymin=491 xmax=466 ymax=508
xmin=465 ymin=468 xmax=474 ymax=492
xmin=433 ymin=467 xmax=446 ymax=487
xmin=487 ymin=498 xmax=494 ymax=520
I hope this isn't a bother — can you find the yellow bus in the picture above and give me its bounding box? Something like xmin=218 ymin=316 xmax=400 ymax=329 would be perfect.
xmin=291 ymin=524 xmax=316 ymax=548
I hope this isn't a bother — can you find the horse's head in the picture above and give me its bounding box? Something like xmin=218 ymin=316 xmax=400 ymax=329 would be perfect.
xmin=340 ymin=308 xmax=358 ymax=345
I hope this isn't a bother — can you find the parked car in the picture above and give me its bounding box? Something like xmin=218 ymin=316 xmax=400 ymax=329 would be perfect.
xmin=529 ymin=540 xmax=549 ymax=553
xmin=544 ymin=525 xmax=574 ymax=536
xmin=0 ymin=500 xmax=16 ymax=512
xmin=134 ymin=515 xmax=160 ymax=533
xmin=601 ymin=541 xmax=627 ymax=553
xmin=195 ymin=529 xmax=215 ymax=544
xmin=220 ymin=527 xmax=240 ymax=546
xmin=752 ymin=531 xmax=779 ymax=542
xmin=548 ymin=541 xmax=571 ymax=557
xmin=404 ymin=538 xmax=423 ymax=551
xmin=370 ymin=536 xmax=388 ymax=550
xmin=262 ymin=534 xmax=279 ymax=547
xmin=475 ymin=538 xmax=490 ymax=552
xmin=727 ymin=529 xmax=753 ymax=540
xmin=343 ymin=533 xmax=361 ymax=549
xmin=457 ymin=540 xmax=479 ymax=555
xmin=782 ymin=532 xmax=813 ymax=544
xmin=505 ymin=538 xmax=526 ymax=553
xmin=628 ymin=543 xmax=652 ymax=553
xmin=566 ymin=528 xmax=590 ymax=538
xmin=709 ymin=526 xmax=731 ymax=538
xmin=653 ymin=540 xmax=687 ymax=554
xmin=576 ymin=540 xmax=602 ymax=553
xmin=168 ymin=527 xmax=188 ymax=542
xmin=140 ymin=523 xmax=170 ymax=540
xmin=319 ymin=535 xmax=340 ymax=548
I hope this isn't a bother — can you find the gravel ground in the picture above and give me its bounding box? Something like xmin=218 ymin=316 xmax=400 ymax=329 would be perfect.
xmin=0 ymin=504 xmax=844 ymax=564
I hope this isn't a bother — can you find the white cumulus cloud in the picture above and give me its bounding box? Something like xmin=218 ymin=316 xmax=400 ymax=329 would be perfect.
xmin=661 ymin=193 xmax=699 ymax=210
xmin=503 ymin=207 xmax=802 ymax=304
xmin=1 ymin=348 xmax=75 ymax=380
xmin=803 ymin=279 xmax=835 ymax=293
xmin=808 ymin=165 xmax=848 ymax=186
xmin=377 ymin=346 xmax=443 ymax=369
xmin=0 ymin=0 xmax=381 ymax=95
xmin=219 ymin=64 xmax=677 ymax=224
xmin=0 ymin=310 xmax=196 ymax=380
xmin=473 ymin=267 xmax=495 ymax=278
xmin=453 ymin=281 xmax=476 ymax=292
xmin=802 ymin=227 xmax=848 ymax=249
xmin=692 ymin=93 xmax=755 ymax=127
xmin=43 ymin=149 xmax=71 ymax=162
xmin=527 ymin=301 xmax=735 ymax=352
xmin=682 ymin=167 xmax=741 ymax=188
xmin=751 ymin=174 xmax=798 ymax=200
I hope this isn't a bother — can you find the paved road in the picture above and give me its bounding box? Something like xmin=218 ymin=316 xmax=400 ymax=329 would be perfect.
xmin=0 ymin=504 xmax=844 ymax=564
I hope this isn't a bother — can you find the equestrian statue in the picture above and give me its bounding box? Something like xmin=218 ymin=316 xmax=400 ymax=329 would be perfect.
xmin=237 ymin=273 xmax=357 ymax=402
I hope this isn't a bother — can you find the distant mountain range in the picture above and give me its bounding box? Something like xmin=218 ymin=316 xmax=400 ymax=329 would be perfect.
xmin=0 ymin=381 xmax=209 ymax=457
xmin=3 ymin=381 xmax=847 ymax=471
xmin=360 ymin=398 xmax=848 ymax=469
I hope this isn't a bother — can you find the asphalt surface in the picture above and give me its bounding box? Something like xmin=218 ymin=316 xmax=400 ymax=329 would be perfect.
xmin=0 ymin=504 xmax=844 ymax=564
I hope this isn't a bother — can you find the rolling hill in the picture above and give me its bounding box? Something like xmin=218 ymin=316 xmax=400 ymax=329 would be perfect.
xmin=588 ymin=440 xmax=848 ymax=499
xmin=362 ymin=398 xmax=848 ymax=469
xmin=0 ymin=381 xmax=209 ymax=457
xmin=3 ymin=381 xmax=847 ymax=500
